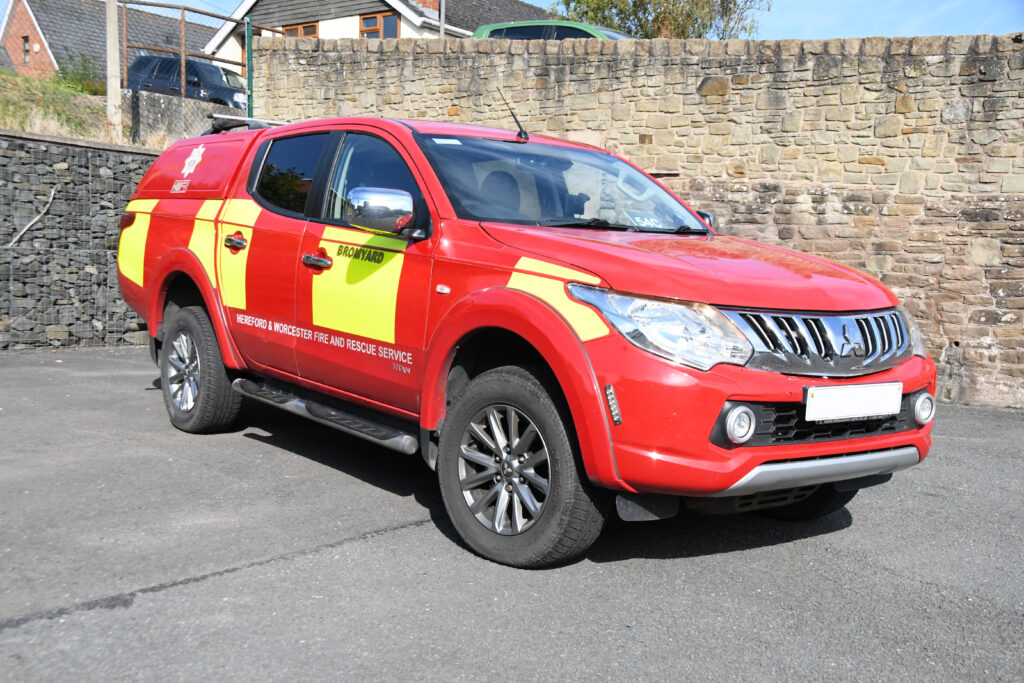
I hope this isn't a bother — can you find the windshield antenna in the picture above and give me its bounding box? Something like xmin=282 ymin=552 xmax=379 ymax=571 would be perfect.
xmin=497 ymin=88 xmax=529 ymax=142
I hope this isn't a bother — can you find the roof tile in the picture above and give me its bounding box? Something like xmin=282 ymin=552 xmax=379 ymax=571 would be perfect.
xmin=28 ymin=0 xmax=216 ymax=72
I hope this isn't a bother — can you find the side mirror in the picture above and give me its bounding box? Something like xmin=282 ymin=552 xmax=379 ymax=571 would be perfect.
xmin=696 ymin=210 xmax=716 ymax=229
xmin=344 ymin=187 xmax=417 ymax=237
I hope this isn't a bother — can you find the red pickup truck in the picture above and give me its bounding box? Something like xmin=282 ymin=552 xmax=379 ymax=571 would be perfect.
xmin=118 ymin=116 xmax=937 ymax=567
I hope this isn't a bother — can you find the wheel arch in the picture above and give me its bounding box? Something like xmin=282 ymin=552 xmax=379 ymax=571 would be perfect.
xmin=420 ymin=288 xmax=625 ymax=490
xmin=147 ymin=248 xmax=246 ymax=369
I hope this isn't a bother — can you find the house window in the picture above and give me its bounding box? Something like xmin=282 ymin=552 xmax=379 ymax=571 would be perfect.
xmin=22 ymin=36 xmax=30 ymax=63
xmin=283 ymin=22 xmax=318 ymax=38
xmin=359 ymin=12 xmax=399 ymax=39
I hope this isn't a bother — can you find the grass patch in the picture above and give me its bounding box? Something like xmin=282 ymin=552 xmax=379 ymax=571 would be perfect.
xmin=0 ymin=68 xmax=115 ymax=142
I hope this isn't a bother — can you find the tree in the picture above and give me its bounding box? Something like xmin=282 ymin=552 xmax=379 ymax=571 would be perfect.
xmin=555 ymin=0 xmax=771 ymax=40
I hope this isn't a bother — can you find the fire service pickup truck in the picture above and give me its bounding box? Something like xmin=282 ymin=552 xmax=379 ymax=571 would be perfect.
xmin=117 ymin=115 xmax=937 ymax=567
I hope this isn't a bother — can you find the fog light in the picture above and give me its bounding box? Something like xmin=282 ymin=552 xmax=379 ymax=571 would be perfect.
xmin=914 ymin=393 xmax=935 ymax=425
xmin=725 ymin=405 xmax=756 ymax=444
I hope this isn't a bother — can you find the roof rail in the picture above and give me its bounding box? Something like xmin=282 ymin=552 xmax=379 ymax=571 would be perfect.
xmin=203 ymin=114 xmax=289 ymax=135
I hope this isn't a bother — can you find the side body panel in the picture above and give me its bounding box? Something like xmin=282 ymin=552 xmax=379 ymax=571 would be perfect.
xmin=216 ymin=196 xmax=301 ymax=373
xmin=292 ymin=123 xmax=440 ymax=413
xmin=418 ymin=218 xmax=625 ymax=490
xmin=118 ymin=131 xmax=263 ymax=371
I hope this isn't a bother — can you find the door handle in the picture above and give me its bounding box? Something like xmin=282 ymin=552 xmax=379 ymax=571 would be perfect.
xmin=302 ymin=252 xmax=333 ymax=270
xmin=224 ymin=234 xmax=247 ymax=250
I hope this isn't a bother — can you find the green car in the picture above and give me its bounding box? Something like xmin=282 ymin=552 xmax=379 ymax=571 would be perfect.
xmin=471 ymin=20 xmax=633 ymax=40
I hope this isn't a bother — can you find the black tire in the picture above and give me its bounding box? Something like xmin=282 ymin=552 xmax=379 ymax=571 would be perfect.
xmin=760 ymin=484 xmax=858 ymax=521
xmin=159 ymin=305 xmax=241 ymax=434
xmin=437 ymin=365 xmax=608 ymax=568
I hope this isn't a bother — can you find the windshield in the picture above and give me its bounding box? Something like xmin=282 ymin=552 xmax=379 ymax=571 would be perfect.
xmin=599 ymin=28 xmax=632 ymax=39
xmin=221 ymin=68 xmax=246 ymax=89
xmin=194 ymin=62 xmax=245 ymax=90
xmin=416 ymin=135 xmax=707 ymax=233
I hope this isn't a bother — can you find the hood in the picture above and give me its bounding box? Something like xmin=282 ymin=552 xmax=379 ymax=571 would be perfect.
xmin=481 ymin=223 xmax=897 ymax=312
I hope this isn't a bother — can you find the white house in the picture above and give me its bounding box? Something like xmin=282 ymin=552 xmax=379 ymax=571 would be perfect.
xmin=205 ymin=0 xmax=552 ymax=70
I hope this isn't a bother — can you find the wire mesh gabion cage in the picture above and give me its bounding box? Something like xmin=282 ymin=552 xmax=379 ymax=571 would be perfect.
xmin=1 ymin=134 xmax=155 ymax=351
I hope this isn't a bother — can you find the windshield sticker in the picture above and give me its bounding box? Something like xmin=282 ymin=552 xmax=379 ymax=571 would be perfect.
xmin=182 ymin=144 xmax=205 ymax=177
xmin=623 ymin=212 xmax=665 ymax=230
xmin=432 ymin=138 xmax=462 ymax=145
xmin=616 ymin=169 xmax=652 ymax=202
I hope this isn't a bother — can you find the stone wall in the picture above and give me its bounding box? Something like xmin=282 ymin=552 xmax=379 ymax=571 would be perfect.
xmin=122 ymin=90 xmax=238 ymax=145
xmin=252 ymin=34 xmax=1024 ymax=408
xmin=0 ymin=131 xmax=156 ymax=350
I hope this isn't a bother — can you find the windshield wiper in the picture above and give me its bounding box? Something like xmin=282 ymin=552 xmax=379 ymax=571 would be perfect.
xmin=539 ymin=218 xmax=637 ymax=231
xmin=674 ymin=225 xmax=710 ymax=235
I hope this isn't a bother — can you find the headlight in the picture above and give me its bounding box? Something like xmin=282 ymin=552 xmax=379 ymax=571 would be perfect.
xmin=897 ymin=305 xmax=927 ymax=358
xmin=568 ymin=284 xmax=753 ymax=371
xmin=233 ymin=92 xmax=247 ymax=104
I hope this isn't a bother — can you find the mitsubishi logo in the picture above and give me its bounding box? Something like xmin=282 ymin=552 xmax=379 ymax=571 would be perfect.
xmin=838 ymin=324 xmax=866 ymax=358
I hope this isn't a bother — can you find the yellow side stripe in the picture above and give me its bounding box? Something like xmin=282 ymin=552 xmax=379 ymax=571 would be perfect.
xmin=214 ymin=199 xmax=260 ymax=310
xmin=118 ymin=199 xmax=160 ymax=286
xmin=312 ymin=227 xmax=407 ymax=342
xmin=506 ymin=258 xmax=609 ymax=342
xmin=514 ymin=257 xmax=601 ymax=285
xmin=321 ymin=226 xmax=407 ymax=252
xmin=221 ymin=198 xmax=261 ymax=227
xmin=189 ymin=199 xmax=222 ymax=289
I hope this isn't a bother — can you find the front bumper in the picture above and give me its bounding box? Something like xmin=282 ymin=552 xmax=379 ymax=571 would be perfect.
xmin=709 ymin=446 xmax=920 ymax=496
xmin=584 ymin=333 xmax=936 ymax=497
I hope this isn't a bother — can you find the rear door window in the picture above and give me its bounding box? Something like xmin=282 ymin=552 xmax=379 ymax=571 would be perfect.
xmin=128 ymin=57 xmax=154 ymax=80
xmin=500 ymin=25 xmax=547 ymax=40
xmin=550 ymin=26 xmax=593 ymax=39
xmin=255 ymin=133 xmax=331 ymax=215
xmin=152 ymin=59 xmax=179 ymax=84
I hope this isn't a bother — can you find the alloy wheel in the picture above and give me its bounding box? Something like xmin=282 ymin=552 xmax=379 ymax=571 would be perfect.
xmin=458 ymin=404 xmax=550 ymax=535
xmin=166 ymin=330 xmax=201 ymax=413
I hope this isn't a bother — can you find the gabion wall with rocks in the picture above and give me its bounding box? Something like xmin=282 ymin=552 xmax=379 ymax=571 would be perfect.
xmin=0 ymin=131 xmax=156 ymax=351
xmin=252 ymin=34 xmax=1024 ymax=408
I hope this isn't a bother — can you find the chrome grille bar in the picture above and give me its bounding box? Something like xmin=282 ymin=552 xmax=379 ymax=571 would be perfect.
xmin=723 ymin=308 xmax=913 ymax=377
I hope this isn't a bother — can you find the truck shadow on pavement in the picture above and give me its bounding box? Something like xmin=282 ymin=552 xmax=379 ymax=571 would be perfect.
xmin=235 ymin=401 xmax=462 ymax=546
xmin=231 ymin=399 xmax=853 ymax=564
xmin=586 ymin=509 xmax=852 ymax=563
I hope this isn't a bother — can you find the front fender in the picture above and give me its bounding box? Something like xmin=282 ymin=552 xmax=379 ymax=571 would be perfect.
xmin=147 ymin=247 xmax=246 ymax=370
xmin=420 ymin=287 xmax=629 ymax=491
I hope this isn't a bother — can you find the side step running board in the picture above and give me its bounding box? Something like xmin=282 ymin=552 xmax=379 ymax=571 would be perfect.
xmin=231 ymin=378 xmax=419 ymax=455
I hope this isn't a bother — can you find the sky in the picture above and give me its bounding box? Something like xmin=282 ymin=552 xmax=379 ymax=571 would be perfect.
xmin=2 ymin=0 xmax=1022 ymax=38
xmin=177 ymin=0 xmax=1024 ymax=39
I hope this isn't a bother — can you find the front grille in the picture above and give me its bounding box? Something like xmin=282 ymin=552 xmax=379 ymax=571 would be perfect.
xmin=711 ymin=391 xmax=921 ymax=448
xmin=722 ymin=308 xmax=913 ymax=377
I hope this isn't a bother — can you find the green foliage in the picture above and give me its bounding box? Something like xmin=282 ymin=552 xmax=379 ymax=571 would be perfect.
xmin=57 ymin=54 xmax=106 ymax=96
xmin=555 ymin=0 xmax=771 ymax=39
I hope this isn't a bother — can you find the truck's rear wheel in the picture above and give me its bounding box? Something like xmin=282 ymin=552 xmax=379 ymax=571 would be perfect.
xmin=437 ymin=366 xmax=607 ymax=568
xmin=159 ymin=305 xmax=240 ymax=434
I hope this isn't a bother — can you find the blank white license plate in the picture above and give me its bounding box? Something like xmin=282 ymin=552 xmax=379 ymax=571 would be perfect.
xmin=805 ymin=382 xmax=903 ymax=423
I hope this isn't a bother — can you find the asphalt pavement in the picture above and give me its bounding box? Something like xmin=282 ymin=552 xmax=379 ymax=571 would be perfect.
xmin=0 ymin=348 xmax=1021 ymax=680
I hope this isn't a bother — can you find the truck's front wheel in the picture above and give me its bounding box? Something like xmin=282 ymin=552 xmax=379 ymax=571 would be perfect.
xmin=159 ymin=305 xmax=241 ymax=434
xmin=437 ymin=366 xmax=607 ymax=568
